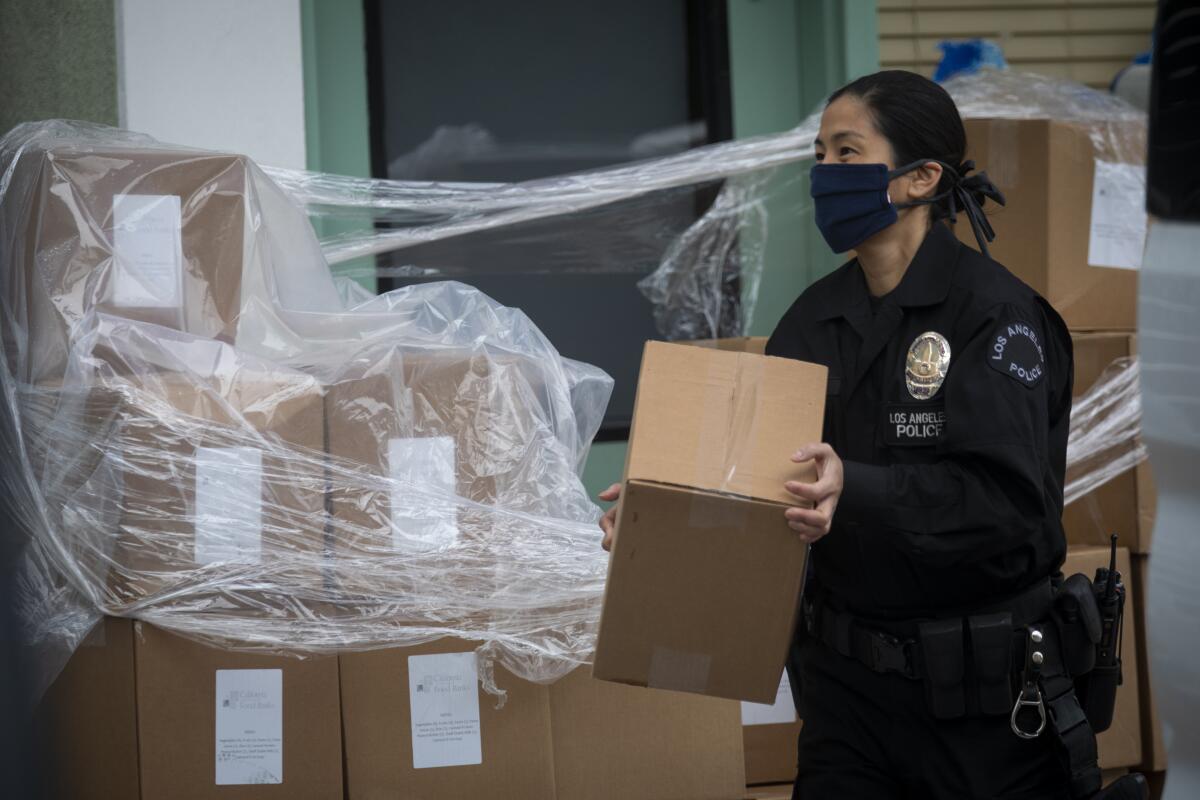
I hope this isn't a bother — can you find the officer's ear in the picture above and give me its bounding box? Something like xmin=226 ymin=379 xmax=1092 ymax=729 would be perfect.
xmin=904 ymin=161 xmax=943 ymax=203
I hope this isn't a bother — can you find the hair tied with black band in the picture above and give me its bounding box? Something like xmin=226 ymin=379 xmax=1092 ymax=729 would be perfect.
xmin=943 ymin=159 xmax=1006 ymax=257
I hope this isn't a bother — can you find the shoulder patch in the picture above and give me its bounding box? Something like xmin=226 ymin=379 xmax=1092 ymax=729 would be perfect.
xmin=987 ymin=320 xmax=1046 ymax=387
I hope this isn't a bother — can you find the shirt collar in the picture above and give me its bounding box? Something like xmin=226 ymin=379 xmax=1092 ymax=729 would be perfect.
xmin=813 ymin=222 xmax=960 ymax=321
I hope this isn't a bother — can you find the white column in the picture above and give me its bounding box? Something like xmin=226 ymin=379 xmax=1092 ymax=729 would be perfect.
xmin=116 ymin=0 xmax=307 ymax=169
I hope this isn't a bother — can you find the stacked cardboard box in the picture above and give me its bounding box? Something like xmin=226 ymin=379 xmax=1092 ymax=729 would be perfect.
xmin=340 ymin=640 xmax=746 ymax=800
xmin=93 ymin=365 xmax=326 ymax=606
xmin=2 ymin=144 xmax=250 ymax=383
xmin=34 ymin=619 xmax=345 ymax=800
xmin=34 ymin=617 xmax=140 ymax=800
xmin=594 ymin=341 xmax=826 ymax=704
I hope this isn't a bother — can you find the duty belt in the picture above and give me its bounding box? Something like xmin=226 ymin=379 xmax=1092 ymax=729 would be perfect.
xmin=802 ymin=579 xmax=1054 ymax=682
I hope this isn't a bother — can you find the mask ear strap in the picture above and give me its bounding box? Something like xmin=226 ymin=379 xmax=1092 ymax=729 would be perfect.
xmin=891 ymin=159 xmax=1006 ymax=256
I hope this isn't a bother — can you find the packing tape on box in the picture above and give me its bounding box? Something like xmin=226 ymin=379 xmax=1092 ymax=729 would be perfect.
xmin=647 ymin=645 xmax=713 ymax=695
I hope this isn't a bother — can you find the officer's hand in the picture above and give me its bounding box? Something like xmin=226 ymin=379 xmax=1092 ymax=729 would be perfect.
xmin=783 ymin=443 xmax=843 ymax=544
xmin=598 ymin=482 xmax=621 ymax=551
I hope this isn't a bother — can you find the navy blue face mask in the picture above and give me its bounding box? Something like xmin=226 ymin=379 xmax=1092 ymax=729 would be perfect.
xmin=810 ymin=159 xmax=954 ymax=254
xmin=810 ymin=158 xmax=1005 ymax=257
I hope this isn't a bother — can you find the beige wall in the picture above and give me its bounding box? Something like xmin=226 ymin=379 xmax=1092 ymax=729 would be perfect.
xmin=879 ymin=0 xmax=1155 ymax=88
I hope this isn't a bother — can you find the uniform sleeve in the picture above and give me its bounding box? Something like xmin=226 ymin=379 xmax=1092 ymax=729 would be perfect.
xmin=837 ymin=302 xmax=1070 ymax=546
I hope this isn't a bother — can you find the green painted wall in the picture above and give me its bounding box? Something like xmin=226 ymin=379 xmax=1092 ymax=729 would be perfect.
xmin=729 ymin=0 xmax=880 ymax=338
xmin=0 ymin=0 xmax=119 ymax=135
xmin=300 ymin=0 xmax=376 ymax=290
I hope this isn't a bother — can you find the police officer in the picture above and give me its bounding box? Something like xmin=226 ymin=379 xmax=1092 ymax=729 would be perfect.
xmin=597 ymin=69 xmax=1140 ymax=799
xmin=766 ymin=70 xmax=1080 ymax=799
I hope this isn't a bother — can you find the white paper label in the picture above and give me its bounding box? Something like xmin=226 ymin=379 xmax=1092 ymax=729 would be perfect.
xmin=388 ymin=437 xmax=458 ymax=551
xmin=112 ymin=194 xmax=183 ymax=307
xmin=1087 ymin=160 xmax=1148 ymax=271
xmin=194 ymin=447 xmax=263 ymax=565
xmin=215 ymin=669 xmax=283 ymax=785
xmin=408 ymin=652 xmax=482 ymax=769
xmin=740 ymin=670 xmax=797 ymax=726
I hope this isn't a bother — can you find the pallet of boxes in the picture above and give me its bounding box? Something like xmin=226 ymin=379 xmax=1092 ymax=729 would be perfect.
xmin=959 ymin=112 xmax=1166 ymax=793
xmin=2 ymin=122 xmax=753 ymax=800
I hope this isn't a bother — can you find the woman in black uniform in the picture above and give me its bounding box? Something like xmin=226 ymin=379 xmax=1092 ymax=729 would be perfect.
xmin=768 ymin=71 xmax=1078 ymax=799
xmin=602 ymin=70 xmax=1086 ymax=798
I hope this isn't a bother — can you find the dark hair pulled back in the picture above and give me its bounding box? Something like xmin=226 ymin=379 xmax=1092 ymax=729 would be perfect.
xmin=828 ymin=70 xmax=1004 ymax=252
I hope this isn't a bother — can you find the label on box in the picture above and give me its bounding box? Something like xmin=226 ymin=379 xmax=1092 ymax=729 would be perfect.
xmin=194 ymin=447 xmax=263 ymax=565
xmin=740 ymin=670 xmax=797 ymax=726
xmin=215 ymin=669 xmax=283 ymax=785
xmin=408 ymin=651 xmax=482 ymax=769
xmin=388 ymin=437 xmax=458 ymax=551
xmin=1088 ymin=160 xmax=1147 ymax=271
xmin=112 ymin=194 xmax=184 ymax=307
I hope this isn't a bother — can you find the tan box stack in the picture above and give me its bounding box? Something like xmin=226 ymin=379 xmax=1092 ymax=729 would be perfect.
xmin=960 ymin=118 xmax=1146 ymax=331
xmin=1065 ymin=333 xmax=1156 ymax=553
xmin=339 ymin=639 xmax=745 ymax=800
xmin=594 ymin=341 xmax=825 ymax=704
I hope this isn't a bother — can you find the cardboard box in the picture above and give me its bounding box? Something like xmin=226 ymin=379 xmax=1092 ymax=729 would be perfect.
xmin=324 ymin=348 xmax=559 ymax=597
xmin=133 ymin=622 xmax=343 ymax=800
xmin=105 ymin=368 xmax=325 ymax=604
xmin=34 ymin=617 xmax=140 ymax=800
xmin=1132 ymin=556 xmax=1167 ymax=772
xmin=1062 ymin=546 xmax=1142 ymax=769
xmin=684 ymin=337 xmax=768 ymax=356
xmin=1065 ymin=333 xmax=1157 ymax=553
xmin=740 ymin=671 xmax=801 ymax=786
xmin=339 ymin=640 xmax=745 ymax=800
xmin=3 ymin=145 xmax=249 ymax=382
xmin=961 ymin=118 xmax=1146 ymax=331
xmin=594 ymin=342 xmax=825 ymax=703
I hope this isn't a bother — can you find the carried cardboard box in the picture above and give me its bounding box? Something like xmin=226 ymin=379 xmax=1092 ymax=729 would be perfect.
xmin=594 ymin=341 xmax=825 ymax=703
xmin=339 ymin=639 xmax=745 ymax=800
xmin=684 ymin=337 xmax=768 ymax=356
xmin=1063 ymin=546 xmax=1142 ymax=769
xmin=1 ymin=144 xmax=250 ymax=382
xmin=961 ymin=118 xmax=1147 ymax=331
xmin=740 ymin=670 xmax=802 ymax=786
xmin=134 ymin=622 xmax=343 ymax=800
xmin=34 ymin=617 xmax=140 ymax=800
xmin=1132 ymin=556 xmax=1167 ymax=772
xmin=1064 ymin=333 xmax=1157 ymax=553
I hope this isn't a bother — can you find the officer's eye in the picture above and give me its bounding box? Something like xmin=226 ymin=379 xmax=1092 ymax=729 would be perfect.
xmin=840 ymin=147 xmax=856 ymax=158
xmin=815 ymin=150 xmax=825 ymax=162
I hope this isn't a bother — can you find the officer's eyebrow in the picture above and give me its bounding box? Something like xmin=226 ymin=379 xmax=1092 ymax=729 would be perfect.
xmin=813 ymin=130 xmax=866 ymax=148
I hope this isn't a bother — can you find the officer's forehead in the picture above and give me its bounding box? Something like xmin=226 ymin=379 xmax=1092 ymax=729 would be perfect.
xmin=814 ymin=95 xmax=881 ymax=148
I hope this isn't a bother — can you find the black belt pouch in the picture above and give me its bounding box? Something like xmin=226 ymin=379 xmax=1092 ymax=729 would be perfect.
xmin=969 ymin=612 xmax=1014 ymax=715
xmin=918 ymin=619 xmax=965 ymax=719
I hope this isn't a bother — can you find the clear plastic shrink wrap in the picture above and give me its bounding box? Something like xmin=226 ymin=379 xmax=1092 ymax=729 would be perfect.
xmin=0 ymin=69 xmax=1148 ymax=692
xmin=1 ymin=121 xmax=611 ymax=694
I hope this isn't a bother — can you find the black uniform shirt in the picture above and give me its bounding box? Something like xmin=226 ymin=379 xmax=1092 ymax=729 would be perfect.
xmin=766 ymin=223 xmax=1073 ymax=619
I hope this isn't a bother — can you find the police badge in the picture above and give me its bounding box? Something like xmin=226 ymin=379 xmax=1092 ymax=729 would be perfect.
xmin=905 ymin=331 xmax=951 ymax=399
